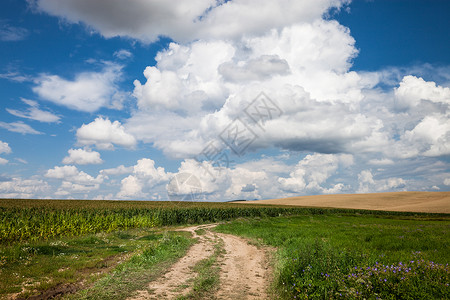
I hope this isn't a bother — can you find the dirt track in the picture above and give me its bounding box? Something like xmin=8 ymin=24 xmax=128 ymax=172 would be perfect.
xmin=129 ymin=224 xmax=271 ymax=300
xmin=238 ymin=191 xmax=450 ymax=214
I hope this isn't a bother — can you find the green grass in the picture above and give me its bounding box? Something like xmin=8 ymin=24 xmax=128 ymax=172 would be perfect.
xmin=215 ymin=214 xmax=450 ymax=299
xmin=0 ymin=228 xmax=192 ymax=299
xmin=68 ymin=231 xmax=194 ymax=300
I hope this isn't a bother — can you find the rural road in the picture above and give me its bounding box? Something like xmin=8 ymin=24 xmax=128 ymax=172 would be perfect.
xmin=128 ymin=224 xmax=272 ymax=300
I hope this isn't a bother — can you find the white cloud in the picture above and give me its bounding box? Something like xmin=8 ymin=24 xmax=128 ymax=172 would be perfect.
xmin=45 ymin=165 xmax=103 ymax=184
xmin=62 ymin=148 xmax=103 ymax=165
xmin=278 ymin=153 xmax=353 ymax=194
xmin=0 ymin=140 xmax=11 ymax=165
xmin=0 ymin=177 xmax=50 ymax=198
xmin=45 ymin=165 xmax=104 ymax=195
xmin=133 ymin=41 xmax=234 ymax=112
xmin=0 ymin=140 xmax=11 ymax=154
xmin=100 ymin=164 xmax=133 ymax=175
xmin=125 ymin=18 xmax=372 ymax=158
xmin=117 ymin=175 xmax=143 ymax=198
xmin=33 ymin=0 xmax=349 ymax=43
xmin=76 ymin=117 xmax=136 ymax=150
xmin=6 ymin=98 xmax=60 ymax=123
xmin=0 ymin=71 xmax=33 ymax=82
xmin=395 ymin=75 xmax=450 ymax=110
xmin=357 ymin=169 xmax=406 ymax=193
xmin=113 ymin=49 xmax=132 ymax=60
xmin=393 ymin=113 xmax=450 ymax=158
xmin=117 ymin=158 xmax=171 ymax=199
xmin=0 ymin=121 xmax=42 ymax=134
xmin=0 ymin=21 xmax=28 ymax=41
xmin=33 ymin=63 xmax=125 ymax=112
xmin=15 ymin=158 xmax=28 ymax=164
xmin=444 ymin=178 xmax=450 ymax=186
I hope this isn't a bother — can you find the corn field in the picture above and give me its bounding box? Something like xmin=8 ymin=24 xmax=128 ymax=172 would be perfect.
xmin=0 ymin=199 xmax=443 ymax=244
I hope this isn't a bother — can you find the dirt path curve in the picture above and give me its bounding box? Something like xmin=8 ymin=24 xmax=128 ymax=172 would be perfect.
xmin=128 ymin=224 xmax=271 ymax=300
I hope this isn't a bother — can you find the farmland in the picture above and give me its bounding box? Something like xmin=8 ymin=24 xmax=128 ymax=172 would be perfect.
xmin=0 ymin=196 xmax=449 ymax=299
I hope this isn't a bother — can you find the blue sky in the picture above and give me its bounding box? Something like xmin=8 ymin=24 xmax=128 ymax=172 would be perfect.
xmin=0 ymin=0 xmax=449 ymax=200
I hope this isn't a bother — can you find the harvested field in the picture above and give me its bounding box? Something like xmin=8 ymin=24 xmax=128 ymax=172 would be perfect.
xmin=237 ymin=191 xmax=450 ymax=214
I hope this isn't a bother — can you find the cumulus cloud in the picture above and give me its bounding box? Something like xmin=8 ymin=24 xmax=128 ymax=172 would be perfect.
xmin=278 ymin=153 xmax=353 ymax=194
xmin=0 ymin=177 xmax=50 ymax=198
xmin=0 ymin=121 xmax=42 ymax=134
xmin=6 ymin=98 xmax=60 ymax=123
xmin=76 ymin=117 xmax=136 ymax=150
xmin=45 ymin=165 xmax=103 ymax=184
xmin=117 ymin=158 xmax=171 ymax=199
xmin=395 ymin=75 xmax=450 ymax=110
xmin=32 ymin=0 xmax=349 ymax=43
xmin=33 ymin=63 xmax=125 ymax=112
xmin=62 ymin=148 xmax=103 ymax=165
xmin=357 ymin=170 xmax=406 ymax=193
xmin=45 ymin=165 xmax=104 ymax=195
xmin=133 ymin=41 xmax=234 ymax=112
xmin=392 ymin=113 xmax=450 ymax=158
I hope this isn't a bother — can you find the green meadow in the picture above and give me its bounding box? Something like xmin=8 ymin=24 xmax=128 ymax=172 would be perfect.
xmin=215 ymin=214 xmax=450 ymax=299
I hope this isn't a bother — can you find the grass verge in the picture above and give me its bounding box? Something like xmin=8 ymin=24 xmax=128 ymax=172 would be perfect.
xmin=0 ymin=228 xmax=193 ymax=299
xmin=215 ymin=214 xmax=450 ymax=299
xmin=66 ymin=231 xmax=193 ymax=300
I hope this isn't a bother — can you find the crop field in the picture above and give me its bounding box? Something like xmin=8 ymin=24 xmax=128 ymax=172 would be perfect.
xmin=0 ymin=197 xmax=449 ymax=299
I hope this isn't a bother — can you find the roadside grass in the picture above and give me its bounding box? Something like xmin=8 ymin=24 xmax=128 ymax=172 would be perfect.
xmin=0 ymin=228 xmax=192 ymax=299
xmin=68 ymin=231 xmax=193 ymax=300
xmin=215 ymin=214 xmax=450 ymax=299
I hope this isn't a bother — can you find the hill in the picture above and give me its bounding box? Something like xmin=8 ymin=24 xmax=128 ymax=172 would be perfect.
xmin=236 ymin=191 xmax=450 ymax=214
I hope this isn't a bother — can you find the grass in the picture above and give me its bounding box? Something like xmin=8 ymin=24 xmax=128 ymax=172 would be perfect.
xmin=0 ymin=228 xmax=193 ymax=299
xmin=181 ymin=236 xmax=224 ymax=299
xmin=215 ymin=214 xmax=450 ymax=299
xmin=68 ymin=231 xmax=194 ymax=300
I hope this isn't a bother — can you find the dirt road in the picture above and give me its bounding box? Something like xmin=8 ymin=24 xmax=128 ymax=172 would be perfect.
xmin=128 ymin=224 xmax=272 ymax=300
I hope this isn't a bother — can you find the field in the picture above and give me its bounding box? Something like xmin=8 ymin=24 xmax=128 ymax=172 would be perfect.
xmin=0 ymin=195 xmax=449 ymax=299
xmin=216 ymin=214 xmax=450 ymax=299
xmin=240 ymin=191 xmax=450 ymax=213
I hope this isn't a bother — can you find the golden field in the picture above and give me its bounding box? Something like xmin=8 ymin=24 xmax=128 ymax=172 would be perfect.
xmin=238 ymin=191 xmax=450 ymax=214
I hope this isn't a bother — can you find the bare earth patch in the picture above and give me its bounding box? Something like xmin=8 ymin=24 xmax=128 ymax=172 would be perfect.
xmin=237 ymin=191 xmax=450 ymax=214
xmin=129 ymin=224 xmax=272 ymax=300
xmin=215 ymin=232 xmax=271 ymax=300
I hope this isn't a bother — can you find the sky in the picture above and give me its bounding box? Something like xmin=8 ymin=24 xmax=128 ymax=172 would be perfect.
xmin=0 ymin=0 xmax=449 ymax=201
